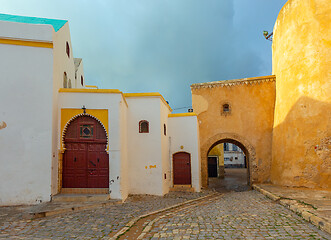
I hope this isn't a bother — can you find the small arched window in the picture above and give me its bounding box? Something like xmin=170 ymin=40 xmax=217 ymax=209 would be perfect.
xmin=68 ymin=79 xmax=72 ymax=88
xmin=63 ymin=72 xmax=68 ymax=88
xmin=223 ymin=104 xmax=230 ymax=112
xmin=139 ymin=120 xmax=149 ymax=133
xmin=66 ymin=41 xmax=70 ymax=58
xmin=81 ymin=76 xmax=84 ymax=86
xmin=164 ymin=124 xmax=166 ymax=136
xmin=221 ymin=103 xmax=231 ymax=115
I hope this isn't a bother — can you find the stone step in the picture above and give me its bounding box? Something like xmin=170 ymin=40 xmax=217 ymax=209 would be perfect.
xmin=170 ymin=185 xmax=195 ymax=192
xmin=61 ymin=188 xmax=109 ymax=194
xmin=52 ymin=194 xmax=110 ymax=202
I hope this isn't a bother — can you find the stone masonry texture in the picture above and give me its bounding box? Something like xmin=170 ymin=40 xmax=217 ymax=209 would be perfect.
xmin=1 ymin=191 xmax=330 ymax=239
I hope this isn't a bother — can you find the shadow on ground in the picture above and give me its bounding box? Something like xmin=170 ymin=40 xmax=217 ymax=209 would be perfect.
xmin=209 ymin=168 xmax=250 ymax=193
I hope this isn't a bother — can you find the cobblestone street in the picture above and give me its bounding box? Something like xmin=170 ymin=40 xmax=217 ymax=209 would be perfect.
xmin=1 ymin=191 xmax=329 ymax=239
xmin=0 ymin=192 xmax=208 ymax=239
xmin=141 ymin=191 xmax=329 ymax=239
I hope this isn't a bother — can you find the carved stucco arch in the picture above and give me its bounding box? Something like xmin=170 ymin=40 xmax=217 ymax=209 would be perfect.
xmin=201 ymin=132 xmax=257 ymax=188
xmin=61 ymin=113 xmax=109 ymax=152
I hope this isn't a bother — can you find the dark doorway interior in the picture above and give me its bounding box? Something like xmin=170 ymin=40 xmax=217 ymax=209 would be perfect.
xmin=208 ymin=157 xmax=218 ymax=177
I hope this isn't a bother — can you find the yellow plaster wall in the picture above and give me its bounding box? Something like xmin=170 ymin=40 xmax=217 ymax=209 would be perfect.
xmin=208 ymin=144 xmax=224 ymax=167
xmin=192 ymin=77 xmax=276 ymax=187
xmin=271 ymin=0 xmax=331 ymax=189
xmin=60 ymin=108 xmax=109 ymax=150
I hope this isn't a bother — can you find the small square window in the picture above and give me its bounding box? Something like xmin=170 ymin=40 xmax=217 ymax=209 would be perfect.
xmin=221 ymin=103 xmax=231 ymax=116
xmin=223 ymin=104 xmax=230 ymax=112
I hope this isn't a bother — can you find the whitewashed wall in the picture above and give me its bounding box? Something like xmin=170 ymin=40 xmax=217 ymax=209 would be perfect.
xmin=224 ymin=151 xmax=245 ymax=166
xmin=168 ymin=116 xmax=201 ymax=192
xmin=0 ymin=20 xmax=53 ymax=41
xmin=119 ymin=98 xmax=129 ymax=200
xmin=75 ymin=60 xmax=85 ymax=88
xmin=51 ymin=22 xmax=77 ymax=195
xmin=126 ymin=97 xmax=164 ymax=195
xmin=160 ymin=102 xmax=171 ymax=195
xmin=58 ymin=92 xmax=126 ymax=199
xmin=0 ymin=22 xmax=54 ymax=205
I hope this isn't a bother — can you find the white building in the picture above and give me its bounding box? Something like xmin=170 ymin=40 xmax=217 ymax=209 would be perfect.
xmin=223 ymin=143 xmax=246 ymax=168
xmin=0 ymin=14 xmax=201 ymax=206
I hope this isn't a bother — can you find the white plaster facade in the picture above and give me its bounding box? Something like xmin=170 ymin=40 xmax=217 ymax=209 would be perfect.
xmin=168 ymin=115 xmax=202 ymax=192
xmin=224 ymin=143 xmax=246 ymax=168
xmin=0 ymin=14 xmax=201 ymax=205
xmin=0 ymin=20 xmax=54 ymax=205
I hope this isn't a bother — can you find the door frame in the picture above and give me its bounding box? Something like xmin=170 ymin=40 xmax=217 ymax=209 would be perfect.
xmin=207 ymin=155 xmax=219 ymax=178
xmin=172 ymin=151 xmax=192 ymax=186
xmin=60 ymin=114 xmax=109 ymax=192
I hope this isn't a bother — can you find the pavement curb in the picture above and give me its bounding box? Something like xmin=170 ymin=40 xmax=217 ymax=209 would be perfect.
xmin=252 ymin=184 xmax=331 ymax=235
xmin=29 ymin=200 xmax=122 ymax=219
xmin=110 ymin=192 xmax=219 ymax=240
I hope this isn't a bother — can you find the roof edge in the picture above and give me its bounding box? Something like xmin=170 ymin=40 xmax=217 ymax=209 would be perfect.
xmin=191 ymin=75 xmax=276 ymax=90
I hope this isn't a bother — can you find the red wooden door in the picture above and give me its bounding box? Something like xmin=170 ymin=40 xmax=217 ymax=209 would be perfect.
xmin=87 ymin=143 xmax=109 ymax=188
xmin=63 ymin=143 xmax=88 ymax=188
xmin=173 ymin=152 xmax=191 ymax=185
xmin=63 ymin=115 xmax=109 ymax=188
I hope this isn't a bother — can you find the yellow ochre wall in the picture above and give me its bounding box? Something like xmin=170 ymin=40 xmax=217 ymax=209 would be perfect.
xmin=192 ymin=76 xmax=276 ymax=187
xmin=271 ymin=0 xmax=331 ymax=189
xmin=208 ymin=144 xmax=225 ymax=178
xmin=208 ymin=144 xmax=224 ymax=167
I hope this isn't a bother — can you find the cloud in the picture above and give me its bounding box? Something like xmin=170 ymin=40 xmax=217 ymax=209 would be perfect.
xmin=0 ymin=0 xmax=287 ymax=112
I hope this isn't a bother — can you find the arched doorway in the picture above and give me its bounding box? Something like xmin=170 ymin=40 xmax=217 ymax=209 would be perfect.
xmin=63 ymin=115 xmax=109 ymax=188
xmin=207 ymin=140 xmax=249 ymax=192
xmin=173 ymin=152 xmax=191 ymax=185
xmin=201 ymin=133 xmax=256 ymax=188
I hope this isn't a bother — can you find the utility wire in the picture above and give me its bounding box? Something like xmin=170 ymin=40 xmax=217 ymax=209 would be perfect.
xmin=172 ymin=106 xmax=192 ymax=110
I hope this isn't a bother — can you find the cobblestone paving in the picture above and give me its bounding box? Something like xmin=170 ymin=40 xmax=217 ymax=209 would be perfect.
xmin=0 ymin=192 xmax=208 ymax=239
xmin=142 ymin=191 xmax=330 ymax=239
xmin=1 ymin=190 xmax=330 ymax=239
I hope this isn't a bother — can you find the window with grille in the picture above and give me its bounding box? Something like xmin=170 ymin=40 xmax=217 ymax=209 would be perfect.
xmin=139 ymin=120 xmax=149 ymax=133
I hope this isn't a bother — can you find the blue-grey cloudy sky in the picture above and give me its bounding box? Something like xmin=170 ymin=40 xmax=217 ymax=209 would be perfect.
xmin=1 ymin=0 xmax=287 ymax=112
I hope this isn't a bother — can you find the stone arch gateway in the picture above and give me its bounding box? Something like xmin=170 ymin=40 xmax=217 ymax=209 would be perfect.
xmin=202 ymin=133 xmax=256 ymax=187
xmin=191 ymin=76 xmax=276 ymax=188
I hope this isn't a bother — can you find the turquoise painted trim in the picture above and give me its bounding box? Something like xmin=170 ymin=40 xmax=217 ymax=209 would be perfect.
xmin=0 ymin=13 xmax=67 ymax=32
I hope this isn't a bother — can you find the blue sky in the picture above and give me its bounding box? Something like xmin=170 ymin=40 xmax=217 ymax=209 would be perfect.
xmin=1 ymin=0 xmax=287 ymax=112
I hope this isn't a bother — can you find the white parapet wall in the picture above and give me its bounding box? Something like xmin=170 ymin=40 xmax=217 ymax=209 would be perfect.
xmin=168 ymin=113 xmax=201 ymax=192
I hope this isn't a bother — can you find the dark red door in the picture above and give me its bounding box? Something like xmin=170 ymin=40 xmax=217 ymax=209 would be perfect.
xmin=173 ymin=152 xmax=191 ymax=185
xmin=87 ymin=143 xmax=109 ymax=188
xmin=63 ymin=143 xmax=88 ymax=188
xmin=63 ymin=115 xmax=109 ymax=188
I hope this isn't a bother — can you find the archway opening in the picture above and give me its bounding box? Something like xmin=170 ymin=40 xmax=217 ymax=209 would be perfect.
xmin=207 ymin=139 xmax=250 ymax=192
